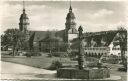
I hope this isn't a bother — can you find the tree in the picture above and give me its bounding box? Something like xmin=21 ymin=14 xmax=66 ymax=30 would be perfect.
xmin=1 ymin=28 xmax=29 ymax=56
xmin=28 ymin=32 xmax=35 ymax=51
xmin=114 ymin=27 xmax=127 ymax=69
xmin=1 ymin=29 xmax=20 ymax=55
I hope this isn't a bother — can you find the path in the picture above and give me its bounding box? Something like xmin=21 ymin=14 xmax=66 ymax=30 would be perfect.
xmin=1 ymin=61 xmax=56 ymax=79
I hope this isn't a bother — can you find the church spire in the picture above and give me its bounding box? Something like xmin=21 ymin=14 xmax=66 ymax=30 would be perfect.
xmin=69 ymin=0 xmax=72 ymax=12
xmin=19 ymin=0 xmax=29 ymax=32
xmin=23 ymin=1 xmax=25 ymax=13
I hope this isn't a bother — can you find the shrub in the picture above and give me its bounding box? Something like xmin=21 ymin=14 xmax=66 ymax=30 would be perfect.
xmin=97 ymin=62 xmax=102 ymax=68
xmin=48 ymin=60 xmax=63 ymax=70
xmin=47 ymin=53 xmax=52 ymax=57
xmin=31 ymin=52 xmax=41 ymax=56
xmin=68 ymin=50 xmax=78 ymax=60
xmin=118 ymin=67 xmax=127 ymax=72
xmin=25 ymin=52 xmax=41 ymax=57
xmin=52 ymin=52 xmax=68 ymax=57
xmin=87 ymin=62 xmax=98 ymax=67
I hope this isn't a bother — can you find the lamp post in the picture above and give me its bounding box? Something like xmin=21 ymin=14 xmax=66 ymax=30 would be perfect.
xmin=78 ymin=26 xmax=84 ymax=70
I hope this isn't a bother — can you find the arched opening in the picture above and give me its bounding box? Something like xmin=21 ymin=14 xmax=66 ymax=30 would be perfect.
xmin=98 ymin=53 xmax=101 ymax=58
xmin=85 ymin=52 xmax=87 ymax=56
xmin=92 ymin=53 xmax=94 ymax=57
xmin=88 ymin=52 xmax=91 ymax=57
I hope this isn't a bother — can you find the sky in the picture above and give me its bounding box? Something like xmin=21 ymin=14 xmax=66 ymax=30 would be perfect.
xmin=1 ymin=1 xmax=128 ymax=34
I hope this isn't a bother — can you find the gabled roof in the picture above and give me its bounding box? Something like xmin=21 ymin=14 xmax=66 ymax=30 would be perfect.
xmin=29 ymin=30 xmax=64 ymax=42
xmin=70 ymin=30 xmax=118 ymax=49
xmin=83 ymin=30 xmax=118 ymax=46
xmin=39 ymin=36 xmax=63 ymax=42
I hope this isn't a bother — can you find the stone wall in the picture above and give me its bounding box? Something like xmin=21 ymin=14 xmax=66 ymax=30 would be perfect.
xmin=57 ymin=68 xmax=110 ymax=79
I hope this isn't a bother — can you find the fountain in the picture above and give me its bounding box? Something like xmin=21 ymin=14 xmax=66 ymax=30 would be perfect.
xmin=57 ymin=26 xmax=121 ymax=81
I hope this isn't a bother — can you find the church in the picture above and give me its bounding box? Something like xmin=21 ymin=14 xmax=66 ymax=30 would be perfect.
xmin=19 ymin=1 xmax=78 ymax=52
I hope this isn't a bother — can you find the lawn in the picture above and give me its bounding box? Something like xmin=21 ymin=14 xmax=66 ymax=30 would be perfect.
xmin=1 ymin=53 xmax=127 ymax=81
xmin=1 ymin=54 xmax=77 ymax=69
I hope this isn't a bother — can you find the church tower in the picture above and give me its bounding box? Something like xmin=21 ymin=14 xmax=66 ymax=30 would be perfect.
xmin=19 ymin=1 xmax=30 ymax=41
xmin=64 ymin=1 xmax=78 ymax=42
xmin=19 ymin=1 xmax=29 ymax=33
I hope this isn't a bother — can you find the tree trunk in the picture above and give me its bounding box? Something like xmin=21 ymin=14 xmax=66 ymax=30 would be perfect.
xmin=12 ymin=45 xmax=15 ymax=56
xmin=120 ymin=46 xmax=126 ymax=67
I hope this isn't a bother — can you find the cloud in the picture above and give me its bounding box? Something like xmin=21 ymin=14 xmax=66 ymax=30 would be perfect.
xmin=1 ymin=2 xmax=66 ymax=33
xmin=92 ymin=9 xmax=114 ymax=18
xmin=1 ymin=1 xmax=127 ymax=34
xmin=1 ymin=3 xmax=22 ymax=34
xmin=77 ymin=20 xmax=127 ymax=32
xmin=76 ymin=8 xmax=116 ymax=25
xmin=27 ymin=4 xmax=68 ymax=31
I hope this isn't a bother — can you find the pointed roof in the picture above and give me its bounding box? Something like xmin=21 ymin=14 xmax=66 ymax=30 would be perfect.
xmin=20 ymin=1 xmax=29 ymax=20
xmin=23 ymin=1 xmax=25 ymax=13
xmin=69 ymin=5 xmax=72 ymax=12
xmin=70 ymin=30 xmax=119 ymax=49
xmin=66 ymin=0 xmax=75 ymax=19
xmin=69 ymin=0 xmax=72 ymax=12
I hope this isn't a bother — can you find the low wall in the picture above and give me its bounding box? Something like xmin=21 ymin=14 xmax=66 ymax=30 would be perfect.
xmin=57 ymin=68 xmax=110 ymax=79
xmin=1 ymin=79 xmax=121 ymax=81
xmin=1 ymin=75 xmax=121 ymax=81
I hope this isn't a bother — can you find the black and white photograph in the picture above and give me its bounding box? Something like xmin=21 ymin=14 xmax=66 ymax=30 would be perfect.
xmin=0 ymin=0 xmax=127 ymax=81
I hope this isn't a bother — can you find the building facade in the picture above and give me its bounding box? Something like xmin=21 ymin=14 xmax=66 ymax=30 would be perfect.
xmin=64 ymin=5 xmax=78 ymax=42
xmin=17 ymin=1 xmax=127 ymax=59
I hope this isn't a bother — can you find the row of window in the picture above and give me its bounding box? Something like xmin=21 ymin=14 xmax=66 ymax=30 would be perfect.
xmin=84 ymin=47 xmax=108 ymax=50
xmin=84 ymin=47 xmax=120 ymax=51
xmin=84 ymin=52 xmax=105 ymax=57
xmin=112 ymin=48 xmax=120 ymax=50
xmin=85 ymin=52 xmax=106 ymax=55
